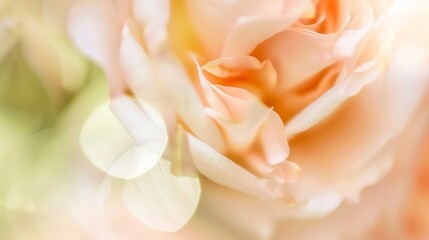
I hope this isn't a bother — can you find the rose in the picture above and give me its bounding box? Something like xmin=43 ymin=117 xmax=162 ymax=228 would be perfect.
xmin=69 ymin=0 xmax=429 ymax=239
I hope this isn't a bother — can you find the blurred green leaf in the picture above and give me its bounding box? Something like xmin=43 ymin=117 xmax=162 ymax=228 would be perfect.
xmin=0 ymin=44 xmax=56 ymax=132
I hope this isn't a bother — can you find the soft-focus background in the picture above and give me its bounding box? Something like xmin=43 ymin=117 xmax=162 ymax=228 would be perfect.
xmin=0 ymin=0 xmax=108 ymax=238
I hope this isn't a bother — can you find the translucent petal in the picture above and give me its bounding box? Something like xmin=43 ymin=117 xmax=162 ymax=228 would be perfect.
xmin=80 ymin=97 xmax=168 ymax=179
xmin=123 ymin=159 xmax=200 ymax=232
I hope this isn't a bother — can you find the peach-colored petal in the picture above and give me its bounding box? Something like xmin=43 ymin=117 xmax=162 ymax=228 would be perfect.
xmin=258 ymin=112 xmax=290 ymax=166
xmin=204 ymin=56 xmax=264 ymax=77
xmin=196 ymin=110 xmax=429 ymax=239
xmin=285 ymin=56 xmax=384 ymax=137
xmin=221 ymin=0 xmax=312 ymax=57
xmin=123 ymin=159 xmax=201 ymax=232
xmin=197 ymin=58 xmax=300 ymax=182
xmin=405 ymin=117 xmax=429 ymax=240
xmin=197 ymin=60 xmax=272 ymax=150
xmin=253 ymin=29 xmax=339 ymax=92
xmin=186 ymin=0 xmax=312 ymax=58
xmin=274 ymin=95 xmax=429 ymax=239
xmin=285 ymin=77 xmax=398 ymax=208
xmin=203 ymin=55 xmax=277 ymax=95
xmin=272 ymin=169 xmax=402 ymax=240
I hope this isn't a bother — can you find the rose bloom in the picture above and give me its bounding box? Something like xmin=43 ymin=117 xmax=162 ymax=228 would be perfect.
xmin=69 ymin=0 xmax=429 ymax=239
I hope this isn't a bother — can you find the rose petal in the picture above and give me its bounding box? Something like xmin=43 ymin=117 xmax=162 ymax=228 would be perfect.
xmin=163 ymin=126 xmax=198 ymax=177
xmin=187 ymin=134 xmax=274 ymax=198
xmin=123 ymin=159 xmax=201 ymax=232
xmin=203 ymin=56 xmax=277 ymax=94
xmin=119 ymin=22 xmax=157 ymax=101
xmin=258 ymin=112 xmax=290 ymax=166
xmin=254 ymin=29 xmax=339 ymax=92
xmin=186 ymin=0 xmax=312 ymax=58
xmin=285 ymin=77 xmax=399 ymax=215
xmin=285 ymin=57 xmax=384 ymax=137
xmin=185 ymin=0 xmax=284 ymax=58
xmin=151 ymin=54 xmax=224 ymax=151
xmin=133 ymin=0 xmax=170 ymax=54
xmin=196 ymin=60 xmax=273 ymax=150
xmin=386 ymin=46 xmax=429 ymax=130
xmin=80 ymin=97 xmax=168 ymax=179
xmin=222 ymin=0 xmax=312 ymax=57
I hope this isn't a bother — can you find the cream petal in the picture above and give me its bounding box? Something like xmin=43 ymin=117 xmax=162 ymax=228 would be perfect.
xmin=332 ymin=27 xmax=371 ymax=59
xmin=119 ymin=22 xmax=158 ymax=101
xmin=386 ymin=45 xmax=429 ymax=130
xmin=110 ymin=97 xmax=167 ymax=147
xmin=71 ymin=175 xmax=232 ymax=240
xmin=69 ymin=1 xmax=117 ymax=67
xmin=187 ymin=134 xmax=273 ymax=197
xmin=295 ymin=191 xmax=343 ymax=218
xmin=162 ymin=126 xmax=198 ymax=177
xmin=68 ymin=0 xmax=128 ymax=95
xmin=133 ymin=0 xmax=169 ymax=54
xmin=120 ymin=23 xmax=221 ymax=143
xmin=80 ymin=97 xmax=168 ymax=179
xmin=123 ymin=159 xmax=201 ymax=232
